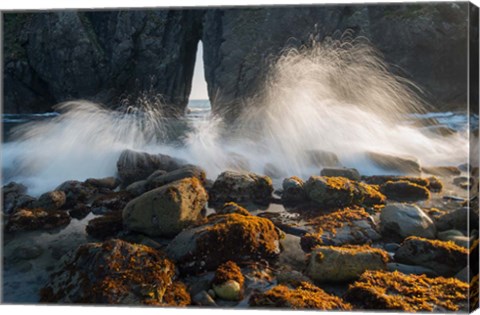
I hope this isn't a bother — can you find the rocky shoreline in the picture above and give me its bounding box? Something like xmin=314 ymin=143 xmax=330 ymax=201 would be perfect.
xmin=2 ymin=148 xmax=478 ymax=311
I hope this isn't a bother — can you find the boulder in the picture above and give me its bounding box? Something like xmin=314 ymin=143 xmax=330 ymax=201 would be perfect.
xmin=380 ymin=203 xmax=436 ymax=239
xmin=345 ymin=270 xmax=468 ymax=311
xmin=281 ymin=176 xmax=307 ymax=204
xmin=366 ymin=152 xmax=421 ymax=174
xmin=249 ymin=282 xmax=352 ymax=309
xmin=212 ymin=261 xmax=244 ymax=301
xmin=91 ymin=191 xmax=133 ymax=215
xmin=166 ymin=213 xmax=282 ymax=272
xmin=395 ymin=236 xmax=468 ymax=276
xmin=304 ymin=176 xmax=385 ymax=208
xmin=300 ymin=208 xmax=381 ymax=251
xmin=33 ymin=190 xmax=66 ymax=211
xmin=2 ymin=182 xmax=35 ymax=215
xmin=305 ymin=150 xmax=340 ymax=168
xmin=85 ymin=177 xmax=120 ymax=190
xmin=435 ymin=207 xmax=470 ymax=231
xmin=320 ymin=167 xmax=361 ymax=181
xmin=123 ymin=177 xmax=207 ymax=237
xmin=40 ymin=239 xmax=187 ymax=305
xmin=6 ymin=208 xmax=71 ymax=233
xmin=68 ymin=204 xmax=91 ymax=220
xmin=305 ymin=245 xmax=389 ymax=282
xmin=437 ymin=230 xmax=469 ymax=248
xmin=362 ymin=175 xmax=429 ymax=187
xmin=125 ymin=180 xmax=148 ymax=197
xmin=426 ymin=176 xmax=443 ymax=192
xmin=55 ymin=180 xmax=96 ymax=208
xmin=379 ymin=180 xmax=430 ymax=202
xmin=147 ymin=165 xmax=206 ymax=190
xmin=209 ymin=171 xmax=273 ymax=206
xmin=116 ymin=149 xmax=183 ymax=186
xmin=86 ymin=212 xmax=123 ymax=240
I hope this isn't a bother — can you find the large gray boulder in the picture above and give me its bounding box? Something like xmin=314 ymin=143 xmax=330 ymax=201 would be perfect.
xmin=380 ymin=203 xmax=436 ymax=239
xmin=122 ymin=177 xmax=208 ymax=237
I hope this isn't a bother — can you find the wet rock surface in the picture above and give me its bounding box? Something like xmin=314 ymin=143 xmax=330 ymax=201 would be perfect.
xmin=394 ymin=236 xmax=468 ymax=277
xmin=380 ymin=203 xmax=436 ymax=239
xmin=123 ymin=177 xmax=208 ymax=237
xmin=6 ymin=208 xmax=71 ymax=233
xmin=305 ymin=245 xmax=389 ymax=282
xmin=209 ymin=171 xmax=273 ymax=206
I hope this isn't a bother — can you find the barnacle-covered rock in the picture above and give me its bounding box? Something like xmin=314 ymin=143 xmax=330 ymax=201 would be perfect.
xmin=6 ymin=208 xmax=71 ymax=233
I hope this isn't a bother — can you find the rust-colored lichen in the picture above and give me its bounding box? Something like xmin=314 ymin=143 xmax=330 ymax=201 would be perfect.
xmin=212 ymin=261 xmax=245 ymax=287
xmin=249 ymin=282 xmax=352 ymax=310
xmin=319 ymin=244 xmax=390 ymax=264
xmin=345 ymin=270 xmax=468 ymax=311
xmin=6 ymin=207 xmax=71 ymax=232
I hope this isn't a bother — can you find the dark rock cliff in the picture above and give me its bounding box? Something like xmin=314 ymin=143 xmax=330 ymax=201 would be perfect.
xmin=3 ymin=3 xmax=473 ymax=116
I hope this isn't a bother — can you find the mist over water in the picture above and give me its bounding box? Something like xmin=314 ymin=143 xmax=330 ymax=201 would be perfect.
xmin=2 ymin=36 xmax=469 ymax=195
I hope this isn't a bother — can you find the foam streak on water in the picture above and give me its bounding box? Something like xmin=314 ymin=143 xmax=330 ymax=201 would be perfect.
xmin=2 ymin=36 xmax=468 ymax=195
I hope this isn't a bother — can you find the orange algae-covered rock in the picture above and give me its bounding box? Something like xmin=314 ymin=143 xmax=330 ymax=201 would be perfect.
xmin=345 ymin=270 xmax=468 ymax=312
xmin=379 ymin=180 xmax=430 ymax=202
xmin=395 ymin=236 xmax=468 ymax=276
xmin=6 ymin=208 xmax=71 ymax=233
xmin=304 ymin=176 xmax=385 ymax=208
xmin=162 ymin=281 xmax=191 ymax=307
xmin=40 ymin=239 xmax=179 ymax=305
xmin=300 ymin=207 xmax=380 ymax=251
xmin=212 ymin=261 xmax=245 ymax=301
xmin=166 ymin=213 xmax=282 ymax=272
xmin=249 ymin=282 xmax=352 ymax=309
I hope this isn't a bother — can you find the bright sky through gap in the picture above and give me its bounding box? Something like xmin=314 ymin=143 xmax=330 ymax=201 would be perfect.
xmin=189 ymin=41 xmax=209 ymax=100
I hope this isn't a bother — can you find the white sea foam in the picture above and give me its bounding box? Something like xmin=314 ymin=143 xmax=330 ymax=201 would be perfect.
xmin=2 ymin=35 xmax=469 ymax=195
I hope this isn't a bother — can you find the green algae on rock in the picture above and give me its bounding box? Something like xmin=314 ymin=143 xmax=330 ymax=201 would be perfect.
xmin=249 ymin=281 xmax=352 ymax=309
xmin=345 ymin=270 xmax=468 ymax=311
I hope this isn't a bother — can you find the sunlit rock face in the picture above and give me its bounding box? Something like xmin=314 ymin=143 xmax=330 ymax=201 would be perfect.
xmin=4 ymin=3 xmax=469 ymax=116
